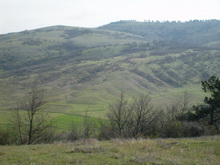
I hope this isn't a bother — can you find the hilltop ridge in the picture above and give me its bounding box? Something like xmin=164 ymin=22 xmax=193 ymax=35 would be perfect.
xmin=99 ymin=20 xmax=220 ymax=46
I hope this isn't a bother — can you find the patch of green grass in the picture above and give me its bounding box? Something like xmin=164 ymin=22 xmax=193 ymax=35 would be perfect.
xmin=47 ymin=101 xmax=107 ymax=118
xmin=51 ymin=112 xmax=100 ymax=131
xmin=52 ymin=113 xmax=84 ymax=130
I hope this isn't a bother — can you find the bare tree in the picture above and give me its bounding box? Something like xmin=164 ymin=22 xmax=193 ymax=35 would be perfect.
xmin=12 ymin=83 xmax=54 ymax=144
xmin=107 ymin=93 xmax=132 ymax=137
xmin=178 ymin=90 xmax=191 ymax=115
xmin=83 ymin=111 xmax=96 ymax=138
xmin=166 ymin=90 xmax=191 ymax=121
xmin=131 ymin=94 xmax=160 ymax=137
xmin=106 ymin=93 xmax=161 ymax=138
xmin=68 ymin=121 xmax=80 ymax=141
xmin=11 ymin=106 xmax=24 ymax=144
xmin=161 ymin=91 xmax=194 ymax=138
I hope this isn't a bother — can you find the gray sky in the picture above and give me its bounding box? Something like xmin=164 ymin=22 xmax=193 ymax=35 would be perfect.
xmin=1 ymin=0 xmax=220 ymax=34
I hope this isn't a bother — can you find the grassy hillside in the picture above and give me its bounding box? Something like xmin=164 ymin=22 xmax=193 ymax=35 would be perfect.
xmin=0 ymin=136 xmax=220 ymax=165
xmin=0 ymin=20 xmax=220 ymax=129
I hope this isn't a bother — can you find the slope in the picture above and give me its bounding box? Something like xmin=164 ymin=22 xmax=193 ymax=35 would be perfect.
xmin=0 ymin=21 xmax=220 ymax=129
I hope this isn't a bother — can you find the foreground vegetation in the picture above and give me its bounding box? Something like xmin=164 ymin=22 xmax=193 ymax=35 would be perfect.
xmin=0 ymin=136 xmax=220 ymax=165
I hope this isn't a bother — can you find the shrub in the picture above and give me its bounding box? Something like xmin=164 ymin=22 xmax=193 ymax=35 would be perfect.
xmin=182 ymin=122 xmax=210 ymax=137
xmin=67 ymin=124 xmax=80 ymax=141
xmin=161 ymin=121 xmax=183 ymax=138
xmin=0 ymin=126 xmax=18 ymax=145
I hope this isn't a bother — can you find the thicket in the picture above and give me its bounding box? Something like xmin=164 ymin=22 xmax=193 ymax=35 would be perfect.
xmin=96 ymin=93 xmax=210 ymax=139
xmin=66 ymin=75 xmax=220 ymax=140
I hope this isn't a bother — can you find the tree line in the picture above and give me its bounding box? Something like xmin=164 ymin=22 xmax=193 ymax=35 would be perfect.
xmin=0 ymin=75 xmax=219 ymax=145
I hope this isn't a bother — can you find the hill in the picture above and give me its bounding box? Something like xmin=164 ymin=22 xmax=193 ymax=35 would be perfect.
xmin=0 ymin=20 xmax=220 ymax=129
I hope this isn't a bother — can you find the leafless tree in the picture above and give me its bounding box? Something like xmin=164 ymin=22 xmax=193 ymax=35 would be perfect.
xmin=11 ymin=106 xmax=24 ymax=144
xmin=178 ymin=90 xmax=191 ymax=114
xmin=166 ymin=90 xmax=191 ymax=121
xmin=161 ymin=90 xmax=194 ymax=137
xmin=131 ymin=94 xmax=161 ymax=137
xmin=106 ymin=93 xmax=161 ymax=138
xmin=107 ymin=93 xmax=133 ymax=137
xmin=12 ymin=83 xmax=54 ymax=144
xmin=83 ymin=111 xmax=96 ymax=138
xmin=68 ymin=121 xmax=80 ymax=141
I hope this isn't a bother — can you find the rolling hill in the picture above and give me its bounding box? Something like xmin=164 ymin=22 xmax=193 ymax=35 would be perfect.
xmin=0 ymin=20 xmax=220 ymax=129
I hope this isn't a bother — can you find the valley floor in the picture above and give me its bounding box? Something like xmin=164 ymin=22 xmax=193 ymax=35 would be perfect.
xmin=0 ymin=136 xmax=220 ymax=165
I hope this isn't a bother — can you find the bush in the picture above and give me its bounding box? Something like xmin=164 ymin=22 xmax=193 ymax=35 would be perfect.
xmin=160 ymin=120 xmax=211 ymax=138
xmin=0 ymin=126 xmax=18 ymax=145
xmin=67 ymin=124 xmax=80 ymax=141
xmin=182 ymin=122 xmax=210 ymax=137
xmin=98 ymin=120 xmax=114 ymax=140
xmin=161 ymin=121 xmax=183 ymax=138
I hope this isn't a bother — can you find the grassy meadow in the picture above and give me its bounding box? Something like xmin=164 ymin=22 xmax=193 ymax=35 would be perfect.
xmin=0 ymin=136 xmax=220 ymax=165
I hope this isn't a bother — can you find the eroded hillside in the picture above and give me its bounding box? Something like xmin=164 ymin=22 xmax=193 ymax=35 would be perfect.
xmin=0 ymin=21 xmax=220 ymax=118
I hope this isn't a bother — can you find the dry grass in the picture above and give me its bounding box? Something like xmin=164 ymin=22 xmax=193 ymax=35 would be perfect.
xmin=0 ymin=136 xmax=220 ymax=165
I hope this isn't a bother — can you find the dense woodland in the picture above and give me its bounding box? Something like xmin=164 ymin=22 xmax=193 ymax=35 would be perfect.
xmin=0 ymin=20 xmax=220 ymax=144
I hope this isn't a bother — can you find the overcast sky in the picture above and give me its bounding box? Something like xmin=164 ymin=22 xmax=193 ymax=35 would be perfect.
xmin=1 ymin=0 xmax=220 ymax=34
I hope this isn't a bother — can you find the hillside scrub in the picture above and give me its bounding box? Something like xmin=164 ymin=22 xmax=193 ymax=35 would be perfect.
xmin=102 ymin=93 xmax=161 ymax=138
xmin=98 ymin=92 xmax=213 ymax=140
xmin=99 ymin=77 xmax=220 ymax=139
